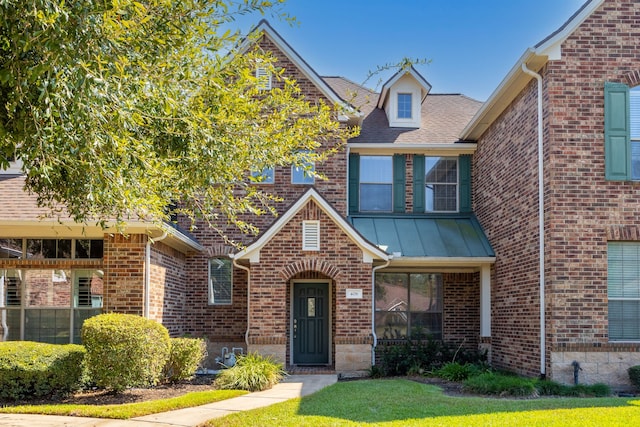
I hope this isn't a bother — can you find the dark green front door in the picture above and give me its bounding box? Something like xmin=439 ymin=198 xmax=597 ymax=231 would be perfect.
xmin=293 ymin=282 xmax=329 ymax=365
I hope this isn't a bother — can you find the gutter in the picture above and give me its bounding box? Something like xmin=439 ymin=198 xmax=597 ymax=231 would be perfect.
xmin=521 ymin=63 xmax=546 ymax=379
xmin=371 ymin=259 xmax=391 ymax=365
xmin=144 ymin=230 xmax=168 ymax=319
xmin=231 ymin=257 xmax=251 ymax=349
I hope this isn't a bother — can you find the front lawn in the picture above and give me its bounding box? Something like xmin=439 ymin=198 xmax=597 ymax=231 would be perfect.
xmin=0 ymin=389 xmax=246 ymax=419
xmin=203 ymin=379 xmax=640 ymax=426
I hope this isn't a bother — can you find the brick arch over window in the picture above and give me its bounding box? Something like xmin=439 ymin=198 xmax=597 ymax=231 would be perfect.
xmin=278 ymin=258 xmax=343 ymax=280
xmin=206 ymin=245 xmax=235 ymax=257
xmin=624 ymin=70 xmax=640 ymax=88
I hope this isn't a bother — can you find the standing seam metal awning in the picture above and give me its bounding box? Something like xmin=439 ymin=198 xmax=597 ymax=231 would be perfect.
xmin=349 ymin=215 xmax=494 ymax=258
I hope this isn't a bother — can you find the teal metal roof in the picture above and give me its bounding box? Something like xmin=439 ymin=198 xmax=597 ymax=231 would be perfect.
xmin=349 ymin=215 xmax=494 ymax=258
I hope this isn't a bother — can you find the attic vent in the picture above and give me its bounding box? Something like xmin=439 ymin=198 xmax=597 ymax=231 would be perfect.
xmin=256 ymin=67 xmax=272 ymax=90
xmin=302 ymin=220 xmax=320 ymax=251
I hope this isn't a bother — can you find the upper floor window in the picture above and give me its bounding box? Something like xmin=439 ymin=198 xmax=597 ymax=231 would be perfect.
xmin=630 ymin=86 xmax=640 ymax=179
xmin=397 ymin=93 xmax=412 ymax=119
xmin=209 ymin=258 xmax=232 ymax=305
xmin=425 ymin=157 xmax=458 ymax=212
xmin=250 ymin=168 xmax=275 ymax=184
xmin=360 ymin=156 xmax=393 ymax=212
xmin=292 ymin=152 xmax=315 ymax=185
xmin=256 ymin=67 xmax=272 ymax=90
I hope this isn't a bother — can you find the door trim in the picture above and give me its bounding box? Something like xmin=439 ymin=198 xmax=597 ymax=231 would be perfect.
xmin=290 ymin=279 xmax=332 ymax=365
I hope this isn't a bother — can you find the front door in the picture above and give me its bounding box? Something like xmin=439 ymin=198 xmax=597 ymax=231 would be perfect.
xmin=293 ymin=282 xmax=329 ymax=365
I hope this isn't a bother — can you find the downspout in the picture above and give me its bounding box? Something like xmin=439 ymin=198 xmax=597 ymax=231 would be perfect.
xmin=145 ymin=230 xmax=168 ymax=319
xmin=521 ymin=62 xmax=545 ymax=378
xmin=232 ymin=257 xmax=251 ymax=348
xmin=371 ymin=259 xmax=391 ymax=365
xmin=0 ymin=274 xmax=7 ymax=341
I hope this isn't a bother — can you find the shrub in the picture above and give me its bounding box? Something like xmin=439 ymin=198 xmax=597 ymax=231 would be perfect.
xmin=464 ymin=371 xmax=537 ymax=397
xmin=535 ymin=379 xmax=611 ymax=397
xmin=629 ymin=365 xmax=640 ymax=390
xmin=0 ymin=342 xmax=86 ymax=401
xmin=82 ymin=313 xmax=171 ymax=392
xmin=215 ymin=352 xmax=286 ymax=392
xmin=164 ymin=337 xmax=207 ymax=382
xmin=436 ymin=362 xmax=482 ymax=382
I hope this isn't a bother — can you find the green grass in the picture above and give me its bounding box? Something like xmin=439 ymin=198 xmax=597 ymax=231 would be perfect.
xmin=203 ymin=379 xmax=640 ymax=427
xmin=0 ymin=389 xmax=246 ymax=419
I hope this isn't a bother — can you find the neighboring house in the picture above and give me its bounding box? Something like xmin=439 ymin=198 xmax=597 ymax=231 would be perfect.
xmin=2 ymin=0 xmax=639 ymax=388
xmin=463 ymin=0 xmax=640 ymax=387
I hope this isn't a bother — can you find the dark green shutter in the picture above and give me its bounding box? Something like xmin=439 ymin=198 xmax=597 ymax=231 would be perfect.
xmin=604 ymin=82 xmax=630 ymax=181
xmin=393 ymin=154 xmax=405 ymax=213
xmin=413 ymin=154 xmax=425 ymax=213
xmin=459 ymin=155 xmax=472 ymax=212
xmin=348 ymin=153 xmax=360 ymax=214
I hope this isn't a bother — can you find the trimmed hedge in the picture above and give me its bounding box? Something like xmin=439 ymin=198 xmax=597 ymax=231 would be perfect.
xmin=0 ymin=341 xmax=86 ymax=401
xmin=164 ymin=337 xmax=207 ymax=382
xmin=82 ymin=313 xmax=170 ymax=392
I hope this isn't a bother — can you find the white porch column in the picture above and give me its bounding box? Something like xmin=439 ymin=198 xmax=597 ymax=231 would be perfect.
xmin=480 ymin=264 xmax=491 ymax=337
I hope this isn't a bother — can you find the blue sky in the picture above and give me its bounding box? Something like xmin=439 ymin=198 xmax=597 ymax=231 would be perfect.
xmin=229 ymin=0 xmax=587 ymax=101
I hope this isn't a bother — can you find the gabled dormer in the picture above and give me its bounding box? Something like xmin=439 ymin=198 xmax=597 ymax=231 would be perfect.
xmin=377 ymin=66 xmax=431 ymax=128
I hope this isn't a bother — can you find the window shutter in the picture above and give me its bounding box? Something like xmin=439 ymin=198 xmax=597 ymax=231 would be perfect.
xmin=604 ymin=82 xmax=630 ymax=181
xmin=393 ymin=154 xmax=405 ymax=213
xmin=348 ymin=153 xmax=359 ymax=215
xmin=413 ymin=154 xmax=425 ymax=213
xmin=302 ymin=221 xmax=320 ymax=251
xmin=459 ymin=155 xmax=472 ymax=212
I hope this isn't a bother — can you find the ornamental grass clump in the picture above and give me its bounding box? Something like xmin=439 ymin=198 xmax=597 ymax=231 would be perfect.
xmin=215 ymin=352 xmax=286 ymax=392
xmin=463 ymin=371 xmax=537 ymax=397
xmin=82 ymin=313 xmax=170 ymax=392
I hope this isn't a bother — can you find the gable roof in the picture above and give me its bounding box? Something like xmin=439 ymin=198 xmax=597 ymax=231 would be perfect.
xmin=377 ymin=66 xmax=432 ymax=109
xmin=232 ymin=187 xmax=389 ymax=263
xmin=461 ymin=0 xmax=604 ymax=141
xmin=238 ymin=20 xmax=363 ymax=125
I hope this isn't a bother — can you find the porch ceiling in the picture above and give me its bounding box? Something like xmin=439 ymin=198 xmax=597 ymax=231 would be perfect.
xmin=350 ymin=214 xmax=494 ymax=259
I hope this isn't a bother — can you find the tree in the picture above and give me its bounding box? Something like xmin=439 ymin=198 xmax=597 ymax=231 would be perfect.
xmin=0 ymin=0 xmax=356 ymax=238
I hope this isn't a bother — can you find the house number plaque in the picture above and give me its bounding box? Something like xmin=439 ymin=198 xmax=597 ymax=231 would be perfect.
xmin=346 ymin=288 xmax=363 ymax=299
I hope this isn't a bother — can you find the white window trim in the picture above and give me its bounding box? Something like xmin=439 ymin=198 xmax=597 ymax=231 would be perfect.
xmin=359 ymin=155 xmax=393 ymax=212
xmin=302 ymin=221 xmax=320 ymax=251
xmin=425 ymin=156 xmax=459 ymax=213
xmin=208 ymin=258 xmax=233 ymax=305
xmin=397 ymin=93 xmax=413 ymax=120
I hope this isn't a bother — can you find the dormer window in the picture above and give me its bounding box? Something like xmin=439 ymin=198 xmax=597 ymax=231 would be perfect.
xmin=256 ymin=67 xmax=272 ymax=90
xmin=397 ymin=93 xmax=413 ymax=119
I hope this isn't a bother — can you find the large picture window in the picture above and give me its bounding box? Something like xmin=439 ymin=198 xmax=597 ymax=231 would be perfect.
xmin=0 ymin=238 xmax=103 ymax=259
xmin=425 ymin=157 xmax=458 ymax=212
xmin=0 ymin=269 xmax=103 ymax=344
xmin=375 ymin=272 xmax=443 ymax=340
xmin=608 ymin=242 xmax=640 ymax=341
xmin=360 ymin=156 xmax=393 ymax=212
xmin=209 ymin=258 xmax=232 ymax=305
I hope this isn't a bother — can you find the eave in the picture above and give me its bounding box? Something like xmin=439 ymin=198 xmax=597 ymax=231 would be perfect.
xmin=348 ymin=142 xmax=477 ymax=156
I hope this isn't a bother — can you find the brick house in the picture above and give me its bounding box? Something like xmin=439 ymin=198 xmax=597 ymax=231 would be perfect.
xmin=463 ymin=0 xmax=640 ymax=387
xmin=2 ymin=0 xmax=640 ymax=388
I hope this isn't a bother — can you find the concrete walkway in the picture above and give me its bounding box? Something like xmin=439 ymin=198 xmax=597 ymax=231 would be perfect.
xmin=0 ymin=374 xmax=337 ymax=427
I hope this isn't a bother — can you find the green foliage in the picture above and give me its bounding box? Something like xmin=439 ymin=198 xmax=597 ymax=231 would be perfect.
xmin=215 ymin=352 xmax=285 ymax=392
xmin=0 ymin=0 xmax=357 ymax=238
xmin=535 ymin=379 xmax=611 ymax=397
xmin=164 ymin=337 xmax=207 ymax=382
xmin=629 ymin=365 xmax=640 ymax=389
xmin=0 ymin=342 xmax=86 ymax=401
xmin=367 ymin=364 xmax=385 ymax=379
xmin=436 ymin=362 xmax=483 ymax=382
xmin=378 ymin=339 xmax=486 ymax=376
xmin=82 ymin=313 xmax=171 ymax=392
xmin=463 ymin=372 xmax=537 ymax=397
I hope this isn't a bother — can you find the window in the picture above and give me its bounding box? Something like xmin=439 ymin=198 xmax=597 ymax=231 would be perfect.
xmin=397 ymin=93 xmax=412 ymax=119
xmin=0 ymin=238 xmax=103 ymax=259
xmin=375 ymin=273 xmax=443 ymax=340
xmin=209 ymin=258 xmax=232 ymax=305
xmin=608 ymin=242 xmax=640 ymax=341
xmin=425 ymin=157 xmax=458 ymax=212
xmin=0 ymin=239 xmax=22 ymax=258
xmin=360 ymin=156 xmax=393 ymax=212
xmin=256 ymin=67 xmax=272 ymax=90
xmin=0 ymin=269 xmax=102 ymax=344
xmin=250 ymin=168 xmax=275 ymax=184
xmin=292 ymin=153 xmax=315 ymax=184
xmin=302 ymin=221 xmax=320 ymax=251
xmin=75 ymin=239 xmax=104 ymax=259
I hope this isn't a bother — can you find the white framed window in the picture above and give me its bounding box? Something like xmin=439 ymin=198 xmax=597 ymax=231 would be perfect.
xmin=209 ymin=258 xmax=232 ymax=305
xmin=608 ymin=242 xmax=640 ymax=341
xmin=292 ymin=152 xmax=315 ymax=184
xmin=360 ymin=156 xmax=392 ymax=212
xmin=250 ymin=167 xmax=275 ymax=184
xmin=397 ymin=93 xmax=413 ymax=119
xmin=256 ymin=67 xmax=272 ymax=90
xmin=425 ymin=157 xmax=458 ymax=212
xmin=302 ymin=221 xmax=320 ymax=251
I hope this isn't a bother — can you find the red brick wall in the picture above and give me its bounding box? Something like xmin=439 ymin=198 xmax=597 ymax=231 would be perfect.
xmin=149 ymin=242 xmax=187 ymax=336
xmin=103 ymin=234 xmax=146 ymax=315
xmin=474 ymin=0 xmax=640 ymax=377
xmin=443 ymin=272 xmax=480 ymax=348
